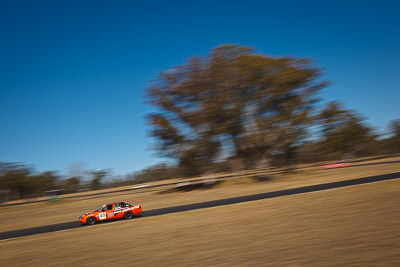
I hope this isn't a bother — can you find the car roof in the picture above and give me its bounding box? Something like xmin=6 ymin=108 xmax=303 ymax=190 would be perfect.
xmin=104 ymin=202 xmax=124 ymax=205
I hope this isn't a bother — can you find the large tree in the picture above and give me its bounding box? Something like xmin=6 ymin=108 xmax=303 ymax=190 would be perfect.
xmin=146 ymin=44 xmax=328 ymax=174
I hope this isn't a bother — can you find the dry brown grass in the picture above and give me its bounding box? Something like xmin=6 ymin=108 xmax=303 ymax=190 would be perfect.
xmin=0 ymin=156 xmax=399 ymax=232
xmin=0 ymin=179 xmax=399 ymax=266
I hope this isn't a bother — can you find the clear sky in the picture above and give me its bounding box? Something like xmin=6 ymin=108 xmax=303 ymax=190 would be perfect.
xmin=1 ymin=0 xmax=399 ymax=176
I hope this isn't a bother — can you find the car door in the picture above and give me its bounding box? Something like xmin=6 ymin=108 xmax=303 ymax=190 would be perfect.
xmin=104 ymin=204 xmax=115 ymax=219
xmin=98 ymin=204 xmax=114 ymax=220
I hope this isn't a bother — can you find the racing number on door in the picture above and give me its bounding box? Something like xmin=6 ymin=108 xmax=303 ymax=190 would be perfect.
xmin=99 ymin=212 xmax=106 ymax=220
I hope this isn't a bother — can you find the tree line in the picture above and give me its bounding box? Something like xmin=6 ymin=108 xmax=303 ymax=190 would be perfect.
xmin=0 ymin=166 xmax=133 ymax=201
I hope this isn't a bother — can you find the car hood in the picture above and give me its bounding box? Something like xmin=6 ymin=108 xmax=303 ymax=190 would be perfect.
xmin=81 ymin=211 xmax=97 ymax=217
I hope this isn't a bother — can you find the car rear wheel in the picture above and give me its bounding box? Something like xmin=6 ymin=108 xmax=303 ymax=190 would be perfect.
xmin=86 ymin=216 xmax=96 ymax=225
xmin=124 ymin=211 xmax=133 ymax=219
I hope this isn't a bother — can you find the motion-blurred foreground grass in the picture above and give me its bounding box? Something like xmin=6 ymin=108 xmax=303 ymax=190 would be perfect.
xmin=0 ymin=179 xmax=399 ymax=266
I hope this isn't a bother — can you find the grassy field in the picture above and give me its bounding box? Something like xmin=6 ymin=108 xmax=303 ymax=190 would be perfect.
xmin=0 ymin=156 xmax=399 ymax=232
xmin=0 ymin=178 xmax=399 ymax=266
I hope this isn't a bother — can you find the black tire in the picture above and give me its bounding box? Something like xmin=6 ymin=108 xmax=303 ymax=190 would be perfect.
xmin=86 ymin=216 xmax=96 ymax=225
xmin=124 ymin=211 xmax=133 ymax=219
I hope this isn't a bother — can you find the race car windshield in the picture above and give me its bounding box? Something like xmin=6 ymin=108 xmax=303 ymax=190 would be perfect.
xmin=94 ymin=206 xmax=104 ymax=212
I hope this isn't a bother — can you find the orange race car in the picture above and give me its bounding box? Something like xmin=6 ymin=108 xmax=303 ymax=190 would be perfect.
xmin=79 ymin=201 xmax=142 ymax=225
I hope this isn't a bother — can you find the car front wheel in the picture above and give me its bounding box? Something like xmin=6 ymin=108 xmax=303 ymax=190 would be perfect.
xmin=124 ymin=211 xmax=133 ymax=219
xmin=86 ymin=216 xmax=96 ymax=225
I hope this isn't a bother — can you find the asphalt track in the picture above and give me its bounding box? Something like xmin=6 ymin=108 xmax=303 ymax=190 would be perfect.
xmin=1 ymin=171 xmax=399 ymax=241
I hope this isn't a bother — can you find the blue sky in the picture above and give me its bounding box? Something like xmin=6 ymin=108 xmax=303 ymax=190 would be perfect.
xmin=1 ymin=0 xmax=399 ymax=175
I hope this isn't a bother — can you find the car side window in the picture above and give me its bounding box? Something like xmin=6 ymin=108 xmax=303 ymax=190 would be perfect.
xmin=102 ymin=204 xmax=113 ymax=211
